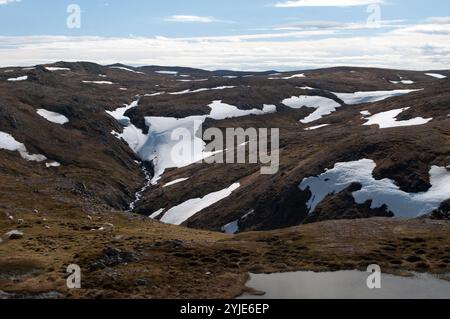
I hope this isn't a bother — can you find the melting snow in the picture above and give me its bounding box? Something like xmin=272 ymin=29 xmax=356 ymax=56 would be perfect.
xmin=8 ymin=76 xmax=28 ymax=82
xmin=150 ymin=208 xmax=165 ymax=219
xmin=82 ymin=80 xmax=114 ymax=85
xmin=390 ymin=80 xmax=414 ymax=85
xmin=269 ymin=73 xmax=305 ymax=80
xmin=0 ymin=131 xmax=47 ymax=162
xmin=129 ymin=166 xmax=152 ymax=211
xmin=299 ymin=159 xmax=450 ymax=217
xmin=110 ymin=66 xmax=145 ymax=74
xmin=209 ymin=101 xmax=276 ymax=120
xmin=144 ymin=92 xmax=165 ymax=96
xmin=37 ymin=109 xmax=69 ymax=125
xmin=363 ymin=107 xmax=432 ymax=128
xmin=304 ymin=124 xmax=330 ymax=131
xmin=160 ymin=183 xmax=240 ymax=225
xmin=169 ymin=86 xmax=235 ymax=95
xmin=177 ymin=79 xmax=208 ymax=82
xmin=46 ymin=161 xmax=61 ymax=168
xmin=108 ymin=99 xmax=276 ymax=183
xmin=425 ymin=73 xmax=447 ymax=79
xmin=163 ymin=178 xmax=190 ymax=188
xmin=282 ymin=95 xmax=341 ymax=123
xmin=222 ymin=219 xmax=239 ymax=234
xmin=106 ymin=100 xmax=138 ymax=126
xmin=333 ymin=89 xmax=421 ymax=105
xmin=299 ymin=86 xmax=315 ymax=90
xmin=155 ymin=70 xmax=178 ymax=75
xmin=46 ymin=67 xmax=70 ymax=72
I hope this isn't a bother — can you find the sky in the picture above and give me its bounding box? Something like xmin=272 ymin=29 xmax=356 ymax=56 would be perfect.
xmin=0 ymin=0 xmax=450 ymax=71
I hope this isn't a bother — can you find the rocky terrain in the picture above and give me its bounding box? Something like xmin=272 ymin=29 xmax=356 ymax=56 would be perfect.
xmin=0 ymin=62 xmax=449 ymax=298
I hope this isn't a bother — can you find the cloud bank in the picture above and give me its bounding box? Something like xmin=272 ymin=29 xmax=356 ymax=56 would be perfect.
xmin=0 ymin=19 xmax=449 ymax=71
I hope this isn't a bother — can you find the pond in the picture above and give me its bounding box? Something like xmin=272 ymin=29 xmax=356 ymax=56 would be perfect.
xmin=239 ymin=270 xmax=450 ymax=299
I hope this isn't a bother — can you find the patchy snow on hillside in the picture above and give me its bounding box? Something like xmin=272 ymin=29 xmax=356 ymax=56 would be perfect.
xmin=8 ymin=76 xmax=27 ymax=82
xmin=160 ymin=183 xmax=240 ymax=225
xmin=141 ymin=115 xmax=212 ymax=182
xmin=150 ymin=208 xmax=165 ymax=219
xmin=169 ymin=86 xmax=236 ymax=95
xmin=333 ymin=89 xmax=420 ymax=105
xmin=46 ymin=161 xmax=61 ymax=168
xmin=37 ymin=109 xmax=69 ymax=125
xmin=282 ymin=95 xmax=341 ymax=123
xmin=82 ymin=80 xmax=114 ymax=85
xmin=155 ymin=70 xmax=178 ymax=75
xmin=46 ymin=67 xmax=70 ymax=72
xmin=106 ymin=100 xmax=139 ymax=126
xmin=269 ymin=73 xmax=305 ymax=80
xmin=425 ymin=73 xmax=447 ymax=79
xmin=108 ymin=98 xmax=277 ymax=183
xmin=177 ymin=79 xmax=208 ymax=82
xmin=163 ymin=177 xmax=190 ymax=188
xmin=110 ymin=66 xmax=145 ymax=74
xmin=299 ymin=159 xmax=450 ymax=217
xmin=390 ymin=80 xmax=414 ymax=85
xmin=304 ymin=124 xmax=330 ymax=131
xmin=363 ymin=107 xmax=432 ymax=128
xmin=209 ymin=100 xmax=276 ymax=120
xmin=145 ymin=92 xmax=165 ymax=96
xmin=0 ymin=131 xmax=47 ymax=162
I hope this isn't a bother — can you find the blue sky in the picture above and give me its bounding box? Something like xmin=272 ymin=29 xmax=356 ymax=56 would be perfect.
xmin=1 ymin=0 xmax=450 ymax=70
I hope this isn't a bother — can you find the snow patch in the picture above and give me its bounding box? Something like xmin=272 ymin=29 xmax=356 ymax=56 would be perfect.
xmin=7 ymin=76 xmax=27 ymax=82
xmin=82 ymin=81 xmax=114 ymax=85
xmin=160 ymin=183 xmax=240 ymax=225
xmin=269 ymin=73 xmax=305 ymax=80
xmin=299 ymin=159 xmax=450 ymax=217
xmin=425 ymin=73 xmax=447 ymax=79
xmin=150 ymin=208 xmax=165 ymax=219
xmin=37 ymin=109 xmax=69 ymax=125
xmin=390 ymin=80 xmax=414 ymax=85
xmin=0 ymin=131 xmax=47 ymax=162
xmin=333 ymin=89 xmax=421 ymax=105
xmin=169 ymin=86 xmax=235 ymax=95
xmin=110 ymin=66 xmax=145 ymax=74
xmin=304 ymin=124 xmax=330 ymax=131
xmin=155 ymin=70 xmax=178 ymax=75
xmin=222 ymin=220 xmax=239 ymax=234
xmin=282 ymin=95 xmax=341 ymax=123
xmin=209 ymin=101 xmax=276 ymax=120
xmin=46 ymin=161 xmax=61 ymax=168
xmin=163 ymin=178 xmax=190 ymax=188
xmin=108 ymin=99 xmax=273 ymax=183
xmin=46 ymin=67 xmax=70 ymax=72
xmin=363 ymin=107 xmax=432 ymax=128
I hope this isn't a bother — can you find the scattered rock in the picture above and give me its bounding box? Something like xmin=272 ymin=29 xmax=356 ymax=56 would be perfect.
xmin=5 ymin=230 xmax=24 ymax=240
xmin=89 ymin=246 xmax=137 ymax=271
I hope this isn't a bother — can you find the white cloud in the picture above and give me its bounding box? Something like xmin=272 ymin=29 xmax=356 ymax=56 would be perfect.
xmin=0 ymin=0 xmax=20 ymax=4
xmin=273 ymin=0 xmax=383 ymax=7
xmin=0 ymin=19 xmax=449 ymax=71
xmin=271 ymin=19 xmax=404 ymax=31
xmin=165 ymin=15 xmax=217 ymax=23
